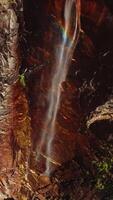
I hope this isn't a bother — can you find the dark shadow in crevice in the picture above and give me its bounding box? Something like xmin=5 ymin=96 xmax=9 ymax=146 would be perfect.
xmin=4 ymin=198 xmax=15 ymax=200
xmin=89 ymin=120 xmax=113 ymax=140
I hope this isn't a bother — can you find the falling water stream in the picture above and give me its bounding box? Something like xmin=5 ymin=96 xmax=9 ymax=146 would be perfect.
xmin=37 ymin=0 xmax=81 ymax=176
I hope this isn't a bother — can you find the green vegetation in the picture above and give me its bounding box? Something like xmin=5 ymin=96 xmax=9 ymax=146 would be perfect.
xmin=92 ymin=158 xmax=113 ymax=191
xmin=19 ymin=73 xmax=26 ymax=87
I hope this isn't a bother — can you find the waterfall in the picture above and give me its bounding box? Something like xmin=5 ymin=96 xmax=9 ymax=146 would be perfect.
xmin=36 ymin=0 xmax=81 ymax=176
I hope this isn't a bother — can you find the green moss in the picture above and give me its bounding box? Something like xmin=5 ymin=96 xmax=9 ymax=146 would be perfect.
xmin=19 ymin=73 xmax=26 ymax=87
xmin=96 ymin=179 xmax=105 ymax=190
xmin=92 ymin=158 xmax=113 ymax=191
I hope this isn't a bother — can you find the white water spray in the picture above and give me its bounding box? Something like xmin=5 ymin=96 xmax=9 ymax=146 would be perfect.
xmin=37 ymin=0 xmax=81 ymax=175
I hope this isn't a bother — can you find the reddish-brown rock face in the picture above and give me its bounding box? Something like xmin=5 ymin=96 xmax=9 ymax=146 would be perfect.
xmin=0 ymin=1 xmax=22 ymax=198
xmin=24 ymin=0 xmax=113 ymax=175
xmin=26 ymin=0 xmax=82 ymax=174
xmin=0 ymin=1 xmax=31 ymax=199
xmin=28 ymin=69 xmax=82 ymax=173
